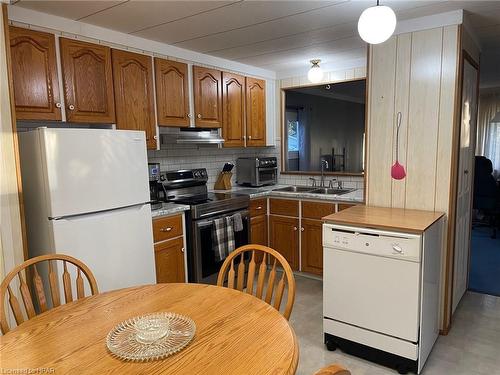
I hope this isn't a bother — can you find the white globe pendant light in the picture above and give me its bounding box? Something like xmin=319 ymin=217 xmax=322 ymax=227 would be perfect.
xmin=307 ymin=59 xmax=323 ymax=83
xmin=358 ymin=1 xmax=397 ymax=44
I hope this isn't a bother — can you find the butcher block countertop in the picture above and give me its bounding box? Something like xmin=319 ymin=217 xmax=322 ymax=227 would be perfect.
xmin=323 ymin=205 xmax=445 ymax=234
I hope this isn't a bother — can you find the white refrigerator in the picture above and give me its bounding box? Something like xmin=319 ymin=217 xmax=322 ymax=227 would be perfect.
xmin=19 ymin=128 xmax=156 ymax=293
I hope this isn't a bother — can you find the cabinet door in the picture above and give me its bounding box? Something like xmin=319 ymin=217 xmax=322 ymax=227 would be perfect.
xmin=60 ymin=38 xmax=115 ymax=123
xmin=338 ymin=203 xmax=355 ymax=212
xmin=250 ymin=214 xmax=268 ymax=246
xmin=193 ymin=66 xmax=222 ymax=128
xmin=154 ymin=58 xmax=189 ymax=127
xmin=154 ymin=237 xmax=185 ymax=283
xmin=9 ymin=26 xmax=61 ymax=121
xmin=222 ymin=72 xmax=245 ymax=147
xmin=269 ymin=215 xmax=299 ymax=270
xmin=246 ymin=77 xmax=266 ymax=146
xmin=301 ymin=218 xmax=323 ymax=275
xmin=112 ymin=49 xmax=157 ymax=149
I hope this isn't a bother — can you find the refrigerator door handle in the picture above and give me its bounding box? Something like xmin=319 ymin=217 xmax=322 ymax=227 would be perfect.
xmin=49 ymin=202 xmax=151 ymax=220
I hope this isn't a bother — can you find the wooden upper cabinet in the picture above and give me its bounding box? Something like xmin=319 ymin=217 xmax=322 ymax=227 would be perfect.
xmin=246 ymin=77 xmax=266 ymax=146
xmin=59 ymin=38 xmax=115 ymax=123
xmin=154 ymin=58 xmax=190 ymax=127
xmin=193 ymin=66 xmax=222 ymax=128
xmin=9 ymin=26 xmax=61 ymax=121
xmin=111 ymin=49 xmax=157 ymax=149
xmin=222 ymin=72 xmax=245 ymax=147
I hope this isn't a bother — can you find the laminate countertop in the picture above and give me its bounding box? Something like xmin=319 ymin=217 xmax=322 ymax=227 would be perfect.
xmin=323 ymin=205 xmax=445 ymax=234
xmin=151 ymin=202 xmax=190 ymax=218
xmin=212 ymin=185 xmax=364 ymax=203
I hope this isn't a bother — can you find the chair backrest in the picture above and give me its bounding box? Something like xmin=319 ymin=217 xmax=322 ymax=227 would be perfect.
xmin=217 ymin=244 xmax=296 ymax=320
xmin=0 ymin=254 xmax=98 ymax=334
xmin=313 ymin=364 xmax=351 ymax=375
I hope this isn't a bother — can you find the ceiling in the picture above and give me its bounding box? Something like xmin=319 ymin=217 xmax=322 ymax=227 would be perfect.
xmin=12 ymin=0 xmax=500 ymax=85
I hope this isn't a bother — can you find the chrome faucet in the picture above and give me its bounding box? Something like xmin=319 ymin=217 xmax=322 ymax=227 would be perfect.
xmin=328 ymin=178 xmax=337 ymax=189
xmin=309 ymin=177 xmax=317 ymax=187
xmin=320 ymin=159 xmax=329 ymax=187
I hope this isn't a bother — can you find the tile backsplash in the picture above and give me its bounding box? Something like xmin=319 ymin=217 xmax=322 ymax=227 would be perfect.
xmin=147 ymin=139 xmax=364 ymax=190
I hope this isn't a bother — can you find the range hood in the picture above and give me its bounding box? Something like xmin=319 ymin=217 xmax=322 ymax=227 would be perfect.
xmin=159 ymin=127 xmax=225 ymax=145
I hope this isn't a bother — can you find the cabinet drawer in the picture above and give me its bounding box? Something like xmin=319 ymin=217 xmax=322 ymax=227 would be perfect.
xmin=250 ymin=198 xmax=267 ymax=217
xmin=270 ymin=198 xmax=299 ymax=217
xmin=153 ymin=214 xmax=183 ymax=242
xmin=302 ymin=201 xmax=335 ymax=220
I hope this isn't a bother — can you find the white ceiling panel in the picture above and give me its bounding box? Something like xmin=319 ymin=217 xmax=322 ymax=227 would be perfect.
xmin=175 ymin=1 xmax=368 ymax=53
xmin=209 ymin=23 xmax=356 ymax=60
xmin=133 ymin=1 xmax=339 ymax=44
xmin=79 ymin=1 xmax=236 ymax=34
xmin=15 ymin=0 xmax=125 ymax=20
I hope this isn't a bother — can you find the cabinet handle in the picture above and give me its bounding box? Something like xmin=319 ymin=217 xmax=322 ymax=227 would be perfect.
xmin=301 ymin=227 xmax=305 ymax=232
xmin=187 ymin=114 xmax=192 ymax=118
xmin=160 ymin=227 xmax=173 ymax=232
xmin=181 ymin=247 xmax=185 ymax=253
xmin=68 ymin=104 xmax=75 ymax=111
xmin=197 ymin=114 xmax=202 ymax=118
xmin=243 ymin=135 xmax=246 ymax=140
xmin=153 ymin=135 xmax=158 ymax=140
xmin=248 ymin=136 xmax=252 ymax=140
xmin=55 ymin=102 xmax=62 ymax=108
xmin=293 ymin=226 xmax=298 ymax=231
xmin=256 ymin=206 xmax=263 ymax=210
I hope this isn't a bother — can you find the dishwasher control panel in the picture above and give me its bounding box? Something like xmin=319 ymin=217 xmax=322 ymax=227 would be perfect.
xmin=323 ymin=224 xmax=422 ymax=262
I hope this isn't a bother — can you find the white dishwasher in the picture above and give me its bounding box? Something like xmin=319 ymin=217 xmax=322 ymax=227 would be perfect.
xmin=323 ymin=222 xmax=443 ymax=374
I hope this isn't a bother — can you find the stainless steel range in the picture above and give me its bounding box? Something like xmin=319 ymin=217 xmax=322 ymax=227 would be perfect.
xmin=158 ymin=168 xmax=250 ymax=283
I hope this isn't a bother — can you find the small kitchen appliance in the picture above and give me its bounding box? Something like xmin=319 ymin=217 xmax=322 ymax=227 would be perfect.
xmin=148 ymin=163 xmax=163 ymax=209
xmin=236 ymin=157 xmax=277 ymax=187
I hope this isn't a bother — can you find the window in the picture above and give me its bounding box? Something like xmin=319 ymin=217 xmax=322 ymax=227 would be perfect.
xmin=288 ymin=120 xmax=299 ymax=152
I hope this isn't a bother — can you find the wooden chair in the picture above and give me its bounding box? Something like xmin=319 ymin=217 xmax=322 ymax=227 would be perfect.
xmin=216 ymin=244 xmax=296 ymax=320
xmin=0 ymin=254 xmax=98 ymax=334
xmin=314 ymin=364 xmax=351 ymax=375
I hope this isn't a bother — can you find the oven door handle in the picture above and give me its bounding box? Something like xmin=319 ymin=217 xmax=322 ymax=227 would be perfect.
xmin=196 ymin=210 xmax=250 ymax=227
xmin=196 ymin=209 xmax=250 ymax=221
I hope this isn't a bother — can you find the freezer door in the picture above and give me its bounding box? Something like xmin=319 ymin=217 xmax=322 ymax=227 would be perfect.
xmin=51 ymin=204 xmax=155 ymax=292
xmin=40 ymin=128 xmax=149 ymax=218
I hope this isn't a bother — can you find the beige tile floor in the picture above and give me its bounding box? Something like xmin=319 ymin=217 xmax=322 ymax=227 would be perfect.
xmin=289 ymin=275 xmax=500 ymax=375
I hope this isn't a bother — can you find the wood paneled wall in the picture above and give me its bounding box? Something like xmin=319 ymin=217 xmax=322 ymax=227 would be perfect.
xmin=366 ymin=25 xmax=460 ymax=330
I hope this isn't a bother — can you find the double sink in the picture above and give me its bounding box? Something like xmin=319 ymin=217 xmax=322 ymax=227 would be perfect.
xmin=272 ymin=185 xmax=354 ymax=196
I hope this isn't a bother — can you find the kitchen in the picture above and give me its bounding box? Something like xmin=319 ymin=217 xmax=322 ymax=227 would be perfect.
xmin=1 ymin=2 xmax=500 ymax=375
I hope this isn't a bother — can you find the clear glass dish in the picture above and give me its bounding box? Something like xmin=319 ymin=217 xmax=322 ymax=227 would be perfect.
xmin=106 ymin=312 xmax=196 ymax=362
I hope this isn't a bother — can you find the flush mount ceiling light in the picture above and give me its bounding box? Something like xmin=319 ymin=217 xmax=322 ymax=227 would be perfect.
xmin=308 ymin=59 xmax=323 ymax=83
xmin=358 ymin=0 xmax=397 ymax=44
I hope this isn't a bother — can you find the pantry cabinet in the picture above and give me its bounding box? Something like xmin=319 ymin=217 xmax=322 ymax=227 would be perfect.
xmin=193 ymin=66 xmax=222 ymax=128
xmin=9 ymin=26 xmax=62 ymax=121
xmin=222 ymin=72 xmax=245 ymax=147
xmin=59 ymin=38 xmax=115 ymax=123
xmin=112 ymin=49 xmax=157 ymax=149
xmin=245 ymin=77 xmax=266 ymax=147
xmin=154 ymin=58 xmax=190 ymax=127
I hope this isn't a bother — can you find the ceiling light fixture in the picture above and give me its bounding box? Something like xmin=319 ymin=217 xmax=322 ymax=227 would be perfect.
xmin=307 ymin=59 xmax=323 ymax=83
xmin=358 ymin=0 xmax=397 ymax=45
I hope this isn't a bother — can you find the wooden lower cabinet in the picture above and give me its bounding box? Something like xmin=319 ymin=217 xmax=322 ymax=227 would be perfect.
xmin=154 ymin=237 xmax=185 ymax=283
xmin=250 ymin=214 xmax=268 ymax=246
xmin=269 ymin=215 xmax=299 ymax=270
xmin=300 ymin=218 xmax=323 ymax=275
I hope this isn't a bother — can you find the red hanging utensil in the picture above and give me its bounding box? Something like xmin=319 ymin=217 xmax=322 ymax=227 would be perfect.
xmin=391 ymin=112 xmax=406 ymax=180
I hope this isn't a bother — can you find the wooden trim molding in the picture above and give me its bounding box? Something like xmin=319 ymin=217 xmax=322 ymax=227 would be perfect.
xmin=2 ymin=4 xmax=28 ymax=261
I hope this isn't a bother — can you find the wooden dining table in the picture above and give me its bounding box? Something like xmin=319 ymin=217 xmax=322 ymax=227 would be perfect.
xmin=0 ymin=283 xmax=298 ymax=374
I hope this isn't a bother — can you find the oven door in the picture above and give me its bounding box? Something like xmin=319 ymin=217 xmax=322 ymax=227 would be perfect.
xmin=257 ymin=167 xmax=277 ymax=186
xmin=190 ymin=209 xmax=250 ymax=284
